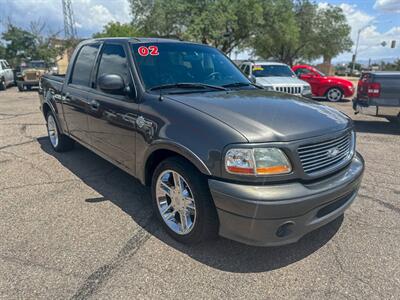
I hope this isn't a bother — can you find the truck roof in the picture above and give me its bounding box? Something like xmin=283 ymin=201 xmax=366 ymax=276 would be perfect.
xmin=86 ymin=37 xmax=182 ymax=44
xmin=242 ymin=61 xmax=289 ymax=66
xmin=366 ymin=71 xmax=400 ymax=77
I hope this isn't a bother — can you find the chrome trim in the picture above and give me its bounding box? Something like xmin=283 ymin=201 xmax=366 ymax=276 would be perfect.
xmin=298 ymin=131 xmax=354 ymax=176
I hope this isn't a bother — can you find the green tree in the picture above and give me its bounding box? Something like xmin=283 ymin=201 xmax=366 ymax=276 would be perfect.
xmin=313 ymin=5 xmax=352 ymax=65
xmin=0 ymin=43 xmax=6 ymax=58
xmin=2 ymin=25 xmax=37 ymax=66
xmin=93 ymin=22 xmax=141 ymax=38
xmin=1 ymin=23 xmax=67 ymax=67
xmin=250 ymin=0 xmax=352 ymax=65
xmin=129 ymin=0 xmax=263 ymax=54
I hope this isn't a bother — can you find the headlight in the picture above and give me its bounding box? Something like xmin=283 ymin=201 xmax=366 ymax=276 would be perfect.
xmin=302 ymin=85 xmax=311 ymax=94
xmin=225 ymin=148 xmax=292 ymax=175
xmin=264 ymin=86 xmax=274 ymax=91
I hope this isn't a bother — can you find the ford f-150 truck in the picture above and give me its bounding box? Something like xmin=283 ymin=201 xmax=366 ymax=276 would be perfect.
xmin=39 ymin=38 xmax=364 ymax=246
xmin=353 ymin=71 xmax=400 ymax=121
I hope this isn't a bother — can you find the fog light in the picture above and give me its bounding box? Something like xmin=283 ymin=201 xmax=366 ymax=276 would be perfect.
xmin=276 ymin=222 xmax=295 ymax=238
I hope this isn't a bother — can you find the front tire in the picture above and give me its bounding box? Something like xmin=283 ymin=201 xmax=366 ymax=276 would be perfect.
xmin=17 ymin=83 xmax=24 ymax=92
xmin=151 ymin=157 xmax=219 ymax=245
xmin=326 ymin=87 xmax=343 ymax=102
xmin=46 ymin=111 xmax=74 ymax=152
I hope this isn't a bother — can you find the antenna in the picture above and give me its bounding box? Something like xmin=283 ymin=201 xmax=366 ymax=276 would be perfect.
xmin=62 ymin=0 xmax=77 ymax=39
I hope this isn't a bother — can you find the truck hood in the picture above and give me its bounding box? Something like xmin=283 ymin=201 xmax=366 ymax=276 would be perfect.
xmin=255 ymin=76 xmax=308 ymax=86
xmin=167 ymin=89 xmax=351 ymax=143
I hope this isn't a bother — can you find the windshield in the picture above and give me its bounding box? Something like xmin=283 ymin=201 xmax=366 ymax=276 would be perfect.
xmin=312 ymin=67 xmax=326 ymax=77
xmin=131 ymin=42 xmax=250 ymax=91
xmin=252 ymin=64 xmax=295 ymax=77
xmin=28 ymin=61 xmax=46 ymax=69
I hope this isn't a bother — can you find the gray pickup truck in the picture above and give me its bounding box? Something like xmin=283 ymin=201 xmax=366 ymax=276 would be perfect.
xmin=39 ymin=38 xmax=364 ymax=246
xmin=353 ymin=71 xmax=400 ymax=121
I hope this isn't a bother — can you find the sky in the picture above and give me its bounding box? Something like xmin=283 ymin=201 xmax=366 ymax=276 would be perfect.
xmin=0 ymin=0 xmax=399 ymax=63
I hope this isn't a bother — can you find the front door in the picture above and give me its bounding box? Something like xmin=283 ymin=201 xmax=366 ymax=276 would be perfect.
xmin=86 ymin=43 xmax=138 ymax=173
xmin=62 ymin=43 xmax=100 ymax=144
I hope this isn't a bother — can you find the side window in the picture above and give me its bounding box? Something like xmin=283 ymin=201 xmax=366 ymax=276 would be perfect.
xmin=295 ymin=68 xmax=311 ymax=75
xmin=4 ymin=61 xmax=10 ymax=69
xmin=96 ymin=44 xmax=130 ymax=94
xmin=244 ymin=65 xmax=250 ymax=76
xmin=70 ymin=44 xmax=100 ymax=87
xmin=0 ymin=62 xmax=6 ymax=70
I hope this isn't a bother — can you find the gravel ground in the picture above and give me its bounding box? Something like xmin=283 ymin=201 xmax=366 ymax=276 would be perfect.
xmin=0 ymin=87 xmax=399 ymax=299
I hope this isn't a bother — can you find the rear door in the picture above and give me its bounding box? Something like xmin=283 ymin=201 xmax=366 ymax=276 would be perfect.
xmin=86 ymin=42 xmax=139 ymax=173
xmin=62 ymin=43 xmax=100 ymax=144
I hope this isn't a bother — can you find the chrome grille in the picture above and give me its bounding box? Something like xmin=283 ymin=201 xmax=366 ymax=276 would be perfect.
xmin=298 ymin=132 xmax=353 ymax=175
xmin=274 ymin=86 xmax=301 ymax=94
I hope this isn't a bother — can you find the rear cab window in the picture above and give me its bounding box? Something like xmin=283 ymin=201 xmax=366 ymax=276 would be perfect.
xmin=69 ymin=44 xmax=100 ymax=87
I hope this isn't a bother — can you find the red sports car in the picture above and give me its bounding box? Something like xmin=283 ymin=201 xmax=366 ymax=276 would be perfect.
xmin=292 ymin=65 xmax=355 ymax=102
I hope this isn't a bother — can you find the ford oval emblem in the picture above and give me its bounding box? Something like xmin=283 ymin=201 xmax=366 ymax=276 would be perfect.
xmin=327 ymin=147 xmax=340 ymax=158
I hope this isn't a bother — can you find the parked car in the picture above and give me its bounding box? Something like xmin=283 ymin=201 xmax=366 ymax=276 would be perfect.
xmin=292 ymin=64 xmax=355 ymax=102
xmin=239 ymin=61 xmax=312 ymax=97
xmin=0 ymin=59 xmax=14 ymax=90
xmin=17 ymin=60 xmax=48 ymax=91
xmin=39 ymin=38 xmax=364 ymax=246
xmin=353 ymin=71 xmax=400 ymax=121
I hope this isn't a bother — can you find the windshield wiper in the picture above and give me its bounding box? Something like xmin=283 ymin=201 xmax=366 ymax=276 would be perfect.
xmin=222 ymin=82 xmax=251 ymax=88
xmin=223 ymin=82 xmax=264 ymax=89
xmin=148 ymin=82 xmax=227 ymax=92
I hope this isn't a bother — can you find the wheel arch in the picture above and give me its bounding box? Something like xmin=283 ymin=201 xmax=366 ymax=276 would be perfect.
xmin=142 ymin=142 xmax=212 ymax=186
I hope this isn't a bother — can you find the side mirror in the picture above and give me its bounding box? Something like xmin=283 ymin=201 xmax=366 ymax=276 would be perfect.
xmin=98 ymin=74 xmax=125 ymax=93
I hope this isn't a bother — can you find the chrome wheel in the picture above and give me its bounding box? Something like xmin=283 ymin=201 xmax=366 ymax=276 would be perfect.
xmin=156 ymin=170 xmax=196 ymax=235
xmin=327 ymin=88 xmax=342 ymax=102
xmin=47 ymin=114 xmax=59 ymax=148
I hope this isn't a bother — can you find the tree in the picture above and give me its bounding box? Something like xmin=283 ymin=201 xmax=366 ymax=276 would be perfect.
xmin=129 ymin=0 xmax=263 ymax=54
xmin=0 ymin=44 xmax=6 ymax=58
xmin=2 ymin=25 xmax=37 ymax=66
xmin=93 ymin=22 xmax=141 ymax=38
xmin=250 ymin=0 xmax=352 ymax=65
xmin=313 ymin=5 xmax=352 ymax=65
xmin=1 ymin=22 xmax=68 ymax=67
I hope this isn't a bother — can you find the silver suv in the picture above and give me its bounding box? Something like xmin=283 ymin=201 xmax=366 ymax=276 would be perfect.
xmin=0 ymin=59 xmax=14 ymax=90
xmin=239 ymin=61 xmax=311 ymax=97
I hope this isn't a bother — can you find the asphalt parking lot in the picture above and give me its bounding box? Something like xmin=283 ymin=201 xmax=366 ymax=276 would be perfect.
xmin=1 ymin=87 xmax=399 ymax=299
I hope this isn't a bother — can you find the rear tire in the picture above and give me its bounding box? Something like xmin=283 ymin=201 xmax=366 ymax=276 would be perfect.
xmin=151 ymin=156 xmax=219 ymax=245
xmin=0 ymin=78 xmax=5 ymax=90
xmin=326 ymin=87 xmax=343 ymax=102
xmin=46 ymin=111 xmax=74 ymax=152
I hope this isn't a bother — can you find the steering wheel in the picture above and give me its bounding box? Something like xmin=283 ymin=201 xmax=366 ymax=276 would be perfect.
xmin=207 ymin=72 xmax=221 ymax=80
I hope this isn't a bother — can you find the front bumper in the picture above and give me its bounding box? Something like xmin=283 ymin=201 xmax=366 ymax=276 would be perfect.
xmin=17 ymin=80 xmax=39 ymax=87
xmin=209 ymin=153 xmax=364 ymax=246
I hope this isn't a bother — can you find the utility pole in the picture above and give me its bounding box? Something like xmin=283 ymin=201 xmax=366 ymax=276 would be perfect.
xmin=62 ymin=0 xmax=77 ymax=39
xmin=351 ymin=26 xmax=366 ymax=75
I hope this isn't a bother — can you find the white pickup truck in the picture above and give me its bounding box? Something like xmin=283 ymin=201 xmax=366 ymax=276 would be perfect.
xmin=0 ymin=59 xmax=14 ymax=90
xmin=239 ymin=61 xmax=312 ymax=98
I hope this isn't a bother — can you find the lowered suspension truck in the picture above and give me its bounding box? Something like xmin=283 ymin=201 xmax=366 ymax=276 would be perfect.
xmin=39 ymin=38 xmax=364 ymax=246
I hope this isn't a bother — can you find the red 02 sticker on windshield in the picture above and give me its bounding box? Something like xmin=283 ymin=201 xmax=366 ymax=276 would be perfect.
xmin=138 ymin=46 xmax=159 ymax=56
